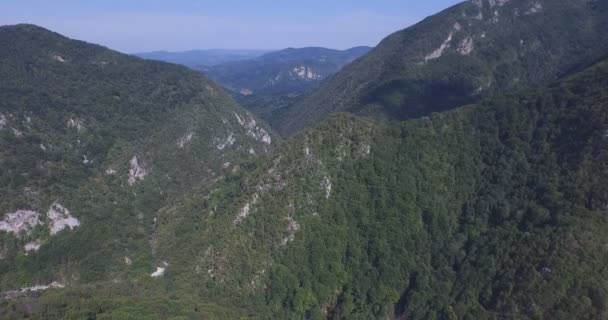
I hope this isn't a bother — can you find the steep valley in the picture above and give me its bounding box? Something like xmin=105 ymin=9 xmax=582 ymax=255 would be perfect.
xmin=1 ymin=1 xmax=608 ymax=319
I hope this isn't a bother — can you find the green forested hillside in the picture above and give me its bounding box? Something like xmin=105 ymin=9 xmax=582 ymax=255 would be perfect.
xmin=2 ymin=5 xmax=608 ymax=318
xmin=5 ymin=51 xmax=607 ymax=319
xmin=153 ymin=56 xmax=608 ymax=319
xmin=275 ymin=0 xmax=608 ymax=135
xmin=0 ymin=24 xmax=274 ymax=318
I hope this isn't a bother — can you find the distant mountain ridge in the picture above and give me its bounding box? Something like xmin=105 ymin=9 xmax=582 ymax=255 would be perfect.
xmin=274 ymin=0 xmax=608 ymax=135
xmin=201 ymin=46 xmax=372 ymax=96
xmin=134 ymin=49 xmax=273 ymax=67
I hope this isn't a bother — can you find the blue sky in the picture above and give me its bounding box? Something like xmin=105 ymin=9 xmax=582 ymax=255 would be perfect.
xmin=1 ymin=0 xmax=462 ymax=53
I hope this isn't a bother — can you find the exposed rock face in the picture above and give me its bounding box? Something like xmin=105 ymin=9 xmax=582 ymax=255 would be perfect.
xmin=239 ymin=88 xmax=254 ymax=95
xmin=0 ymin=282 xmax=65 ymax=301
xmin=67 ymin=118 xmax=84 ymax=132
xmin=322 ymin=176 xmax=332 ymax=199
xmin=11 ymin=128 xmax=22 ymax=137
xmin=0 ymin=113 xmax=7 ymax=130
xmin=526 ymin=1 xmax=543 ymax=15
xmin=292 ymin=66 xmax=321 ymax=80
xmin=214 ymin=132 xmax=235 ymax=150
xmin=1 ymin=204 xmax=80 ymax=238
xmin=151 ymin=261 xmax=168 ymax=277
xmin=47 ymin=202 xmax=80 ymax=235
xmin=21 ymin=282 xmax=65 ymax=294
xmin=53 ymin=55 xmax=66 ymax=63
xmin=177 ymin=132 xmax=194 ymax=148
xmin=234 ymin=193 xmax=260 ymax=224
xmin=281 ymin=214 xmax=300 ymax=245
xmin=25 ymin=241 xmax=42 ymax=253
xmin=128 ymin=156 xmax=147 ymax=185
xmin=425 ymin=23 xmax=462 ymax=61
xmin=458 ymin=36 xmax=474 ymax=55
xmin=151 ymin=267 xmax=165 ymax=277
xmin=0 ymin=210 xmax=42 ymax=237
xmin=233 ymin=112 xmax=272 ymax=145
xmin=360 ymin=144 xmax=371 ymax=157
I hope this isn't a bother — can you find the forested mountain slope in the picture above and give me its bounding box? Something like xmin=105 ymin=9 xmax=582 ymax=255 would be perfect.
xmin=0 ymin=24 xmax=274 ymax=317
xmin=2 ymin=3 xmax=608 ymax=316
xmin=276 ymin=0 xmax=608 ymax=135
xmin=5 ymin=51 xmax=607 ymax=319
xmin=150 ymin=55 xmax=608 ymax=319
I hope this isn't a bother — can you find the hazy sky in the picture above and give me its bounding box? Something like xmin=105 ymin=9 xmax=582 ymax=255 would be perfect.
xmin=1 ymin=0 xmax=462 ymax=53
